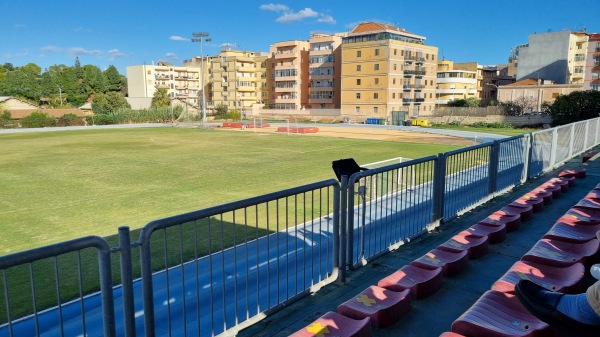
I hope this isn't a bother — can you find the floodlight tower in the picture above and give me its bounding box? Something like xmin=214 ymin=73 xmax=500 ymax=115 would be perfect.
xmin=192 ymin=32 xmax=211 ymax=124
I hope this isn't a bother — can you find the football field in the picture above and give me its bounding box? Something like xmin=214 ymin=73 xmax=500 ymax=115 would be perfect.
xmin=0 ymin=126 xmax=467 ymax=253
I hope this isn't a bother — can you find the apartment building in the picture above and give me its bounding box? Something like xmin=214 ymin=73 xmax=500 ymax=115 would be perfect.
xmin=268 ymin=40 xmax=310 ymax=110
xmin=435 ymin=60 xmax=477 ymax=106
xmin=206 ymin=50 xmax=268 ymax=112
xmin=584 ymin=33 xmax=600 ymax=91
xmin=127 ymin=62 xmax=201 ymax=106
xmin=340 ymin=22 xmax=438 ymax=121
xmin=307 ymin=33 xmax=342 ymax=109
xmin=515 ymin=30 xmax=589 ymax=84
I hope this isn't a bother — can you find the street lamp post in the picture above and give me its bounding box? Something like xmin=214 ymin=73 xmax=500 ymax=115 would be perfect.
xmin=192 ymin=32 xmax=211 ymax=124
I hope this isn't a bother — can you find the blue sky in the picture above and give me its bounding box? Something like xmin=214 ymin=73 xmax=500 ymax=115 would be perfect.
xmin=1 ymin=0 xmax=599 ymax=74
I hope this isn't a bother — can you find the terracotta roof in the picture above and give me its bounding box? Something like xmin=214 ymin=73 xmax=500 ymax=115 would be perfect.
xmin=351 ymin=22 xmax=416 ymax=36
xmin=505 ymin=78 xmax=540 ymax=87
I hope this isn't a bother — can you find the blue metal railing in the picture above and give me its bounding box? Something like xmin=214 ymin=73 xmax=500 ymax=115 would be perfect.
xmin=1 ymin=117 xmax=599 ymax=336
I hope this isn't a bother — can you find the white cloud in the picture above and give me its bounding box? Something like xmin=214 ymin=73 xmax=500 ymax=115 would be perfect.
xmin=108 ymin=49 xmax=126 ymax=60
xmin=15 ymin=24 xmax=25 ymax=28
xmin=318 ymin=14 xmax=336 ymax=24
xmin=165 ymin=53 xmax=179 ymax=60
xmin=69 ymin=47 xmax=103 ymax=56
xmin=4 ymin=51 xmax=29 ymax=58
xmin=41 ymin=45 xmax=63 ymax=52
xmin=261 ymin=5 xmax=335 ymax=24
xmin=170 ymin=36 xmax=189 ymax=41
xmin=276 ymin=8 xmax=318 ymax=23
xmin=259 ymin=3 xmax=289 ymax=12
xmin=220 ymin=42 xmax=238 ymax=50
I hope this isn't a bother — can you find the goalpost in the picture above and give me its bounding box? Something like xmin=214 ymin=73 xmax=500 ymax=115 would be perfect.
xmin=361 ymin=157 xmax=416 ymax=198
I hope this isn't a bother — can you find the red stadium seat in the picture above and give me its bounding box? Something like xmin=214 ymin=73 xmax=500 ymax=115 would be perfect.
xmin=543 ymin=221 xmax=600 ymax=243
xmin=521 ymin=238 xmax=599 ymax=267
xmin=438 ymin=231 xmax=490 ymax=259
xmin=501 ymin=204 xmax=533 ymax=222
xmin=512 ymin=194 xmax=544 ymax=213
xmin=482 ymin=210 xmax=521 ymax=232
xmin=377 ymin=264 xmax=443 ymax=299
xmin=559 ymin=206 xmax=600 ymax=225
xmin=411 ymin=248 xmax=469 ymax=277
xmin=544 ymin=177 xmax=570 ymax=193
xmin=466 ymin=222 xmax=507 ymax=244
xmin=576 ymin=198 xmax=600 ymax=210
xmin=289 ymin=311 xmax=372 ymax=337
xmin=439 ymin=333 xmax=468 ymax=337
xmin=527 ymin=188 xmax=553 ymax=205
xmin=337 ymin=286 xmax=411 ymax=328
xmin=451 ymin=290 xmax=553 ymax=337
xmin=559 ymin=168 xmax=586 ymax=179
xmin=492 ymin=260 xmax=585 ymax=294
xmin=539 ymin=183 xmax=562 ymax=198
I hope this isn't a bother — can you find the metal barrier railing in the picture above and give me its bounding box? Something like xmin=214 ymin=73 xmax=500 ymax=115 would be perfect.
xmin=344 ymin=156 xmax=438 ymax=269
xmin=0 ymin=237 xmax=115 ymax=337
xmin=137 ymin=179 xmax=340 ymax=337
xmin=1 ymin=117 xmax=599 ymax=336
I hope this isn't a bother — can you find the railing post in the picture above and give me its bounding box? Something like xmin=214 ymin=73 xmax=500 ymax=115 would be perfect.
xmin=522 ymin=133 xmax=532 ymax=183
xmin=488 ymin=141 xmax=500 ymax=194
xmin=549 ymin=128 xmax=558 ymax=170
xmin=118 ymin=226 xmax=136 ymax=337
xmin=140 ymin=230 xmax=155 ymax=337
xmin=339 ymin=175 xmax=348 ymax=283
xmin=432 ymin=154 xmax=446 ymax=222
xmin=584 ymin=120 xmax=590 ymax=151
xmin=568 ymin=124 xmax=575 ymax=159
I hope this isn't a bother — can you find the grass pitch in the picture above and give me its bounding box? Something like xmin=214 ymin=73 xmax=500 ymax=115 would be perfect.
xmin=0 ymin=126 xmax=463 ymax=254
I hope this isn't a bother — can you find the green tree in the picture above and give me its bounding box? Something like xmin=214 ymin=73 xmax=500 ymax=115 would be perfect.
xmin=83 ymin=65 xmax=107 ymax=94
xmin=103 ymin=65 xmax=123 ymax=92
xmin=550 ymin=90 xmax=600 ymax=125
xmin=2 ymin=66 xmax=42 ymax=101
xmin=465 ymin=97 xmax=481 ymax=107
xmin=151 ymin=88 xmax=170 ymax=108
xmin=91 ymin=92 xmax=130 ymax=114
xmin=499 ymin=101 xmax=522 ymax=116
xmin=214 ymin=104 xmax=228 ymax=119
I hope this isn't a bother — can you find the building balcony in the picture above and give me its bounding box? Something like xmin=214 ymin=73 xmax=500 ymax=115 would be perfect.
xmin=403 ymin=98 xmax=413 ymax=103
xmin=403 ymin=85 xmax=412 ymax=91
xmin=414 ymin=98 xmax=425 ymax=103
xmin=155 ymin=83 xmax=169 ymax=89
xmin=309 ymin=98 xmax=333 ymax=104
xmin=412 ymin=84 xmax=425 ymax=90
xmin=274 ymin=86 xmax=297 ymax=92
xmin=437 ymin=88 xmax=466 ymax=94
xmin=435 ymin=99 xmax=449 ymax=105
xmin=414 ymin=71 xmax=427 ymax=77
xmin=274 ymin=52 xmax=297 ymax=59
xmin=238 ymin=86 xmax=255 ymax=92
xmin=239 ymin=95 xmax=258 ymax=101
xmin=274 ymin=97 xmax=298 ymax=103
xmin=236 ymin=66 xmax=256 ymax=72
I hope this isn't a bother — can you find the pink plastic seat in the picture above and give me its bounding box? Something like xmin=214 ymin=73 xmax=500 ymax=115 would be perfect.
xmin=543 ymin=221 xmax=600 ymax=243
xmin=438 ymin=231 xmax=489 ymax=259
xmin=492 ymin=260 xmax=585 ymax=294
xmin=482 ymin=210 xmax=521 ymax=232
xmin=539 ymin=183 xmax=562 ymax=198
xmin=559 ymin=206 xmax=600 ymax=225
xmin=544 ymin=177 xmax=570 ymax=193
xmin=521 ymin=238 xmax=599 ymax=267
xmin=527 ymin=188 xmax=553 ymax=205
xmin=512 ymin=194 xmax=544 ymax=213
xmin=559 ymin=168 xmax=586 ymax=179
xmin=585 ymin=190 xmax=600 ymax=200
xmin=411 ymin=248 xmax=469 ymax=277
xmin=466 ymin=222 xmax=507 ymax=244
xmin=439 ymin=333 xmax=468 ymax=337
xmin=501 ymin=204 xmax=533 ymax=222
xmin=559 ymin=175 xmax=576 ymax=187
xmin=337 ymin=286 xmax=411 ymax=328
xmin=289 ymin=311 xmax=372 ymax=337
xmin=377 ymin=264 xmax=443 ymax=299
xmin=576 ymin=198 xmax=600 ymax=210
xmin=451 ymin=290 xmax=553 ymax=337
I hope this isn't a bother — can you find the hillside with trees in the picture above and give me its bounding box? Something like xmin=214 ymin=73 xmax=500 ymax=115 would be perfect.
xmin=0 ymin=58 xmax=127 ymax=108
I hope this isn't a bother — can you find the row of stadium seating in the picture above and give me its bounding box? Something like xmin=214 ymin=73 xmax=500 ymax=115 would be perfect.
xmin=289 ymin=168 xmax=590 ymax=337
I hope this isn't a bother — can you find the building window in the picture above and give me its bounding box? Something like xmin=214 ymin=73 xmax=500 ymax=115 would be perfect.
xmin=374 ymin=64 xmax=380 ymax=71
xmin=357 ymin=79 xmax=361 ymax=85
xmin=374 ymin=107 xmax=378 ymax=113
xmin=357 ymin=65 xmax=361 ymax=71
xmin=374 ymin=93 xmax=379 ymax=99
xmin=393 ymin=78 xmax=396 ymax=85
xmin=392 ymin=93 xmax=396 ymax=99
xmin=356 ymin=106 xmax=360 ymax=113
xmin=357 ymin=50 xmax=362 ymax=57
xmin=374 ymin=78 xmax=379 ymax=85
xmin=394 ymin=49 xmax=397 ymax=55
xmin=375 ymin=49 xmax=380 ymax=56
xmin=552 ymin=93 xmax=560 ymax=98
xmin=356 ymin=93 xmax=361 ymax=99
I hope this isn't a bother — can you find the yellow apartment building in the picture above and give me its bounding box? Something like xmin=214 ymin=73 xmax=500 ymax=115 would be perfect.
xmin=268 ymin=40 xmax=310 ymax=110
xmin=127 ymin=62 xmax=201 ymax=106
xmin=307 ymin=33 xmax=342 ymax=109
xmin=207 ymin=50 xmax=268 ymax=114
xmin=435 ymin=60 xmax=478 ymax=106
xmin=340 ymin=22 xmax=438 ymax=122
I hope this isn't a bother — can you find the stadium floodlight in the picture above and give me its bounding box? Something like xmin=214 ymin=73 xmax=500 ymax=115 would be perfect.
xmin=192 ymin=32 xmax=210 ymax=124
